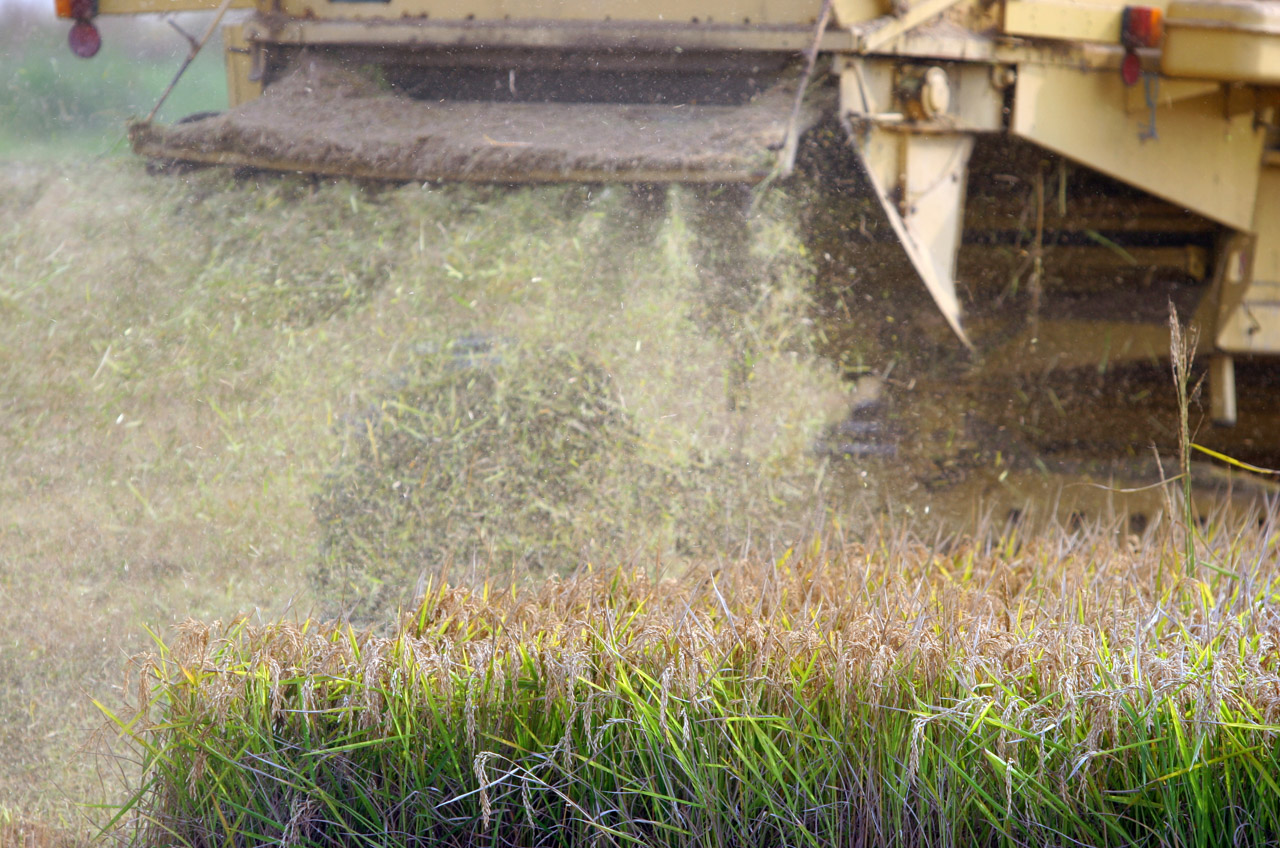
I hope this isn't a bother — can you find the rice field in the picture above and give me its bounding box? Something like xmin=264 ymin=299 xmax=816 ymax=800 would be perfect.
xmin=103 ymin=511 xmax=1280 ymax=848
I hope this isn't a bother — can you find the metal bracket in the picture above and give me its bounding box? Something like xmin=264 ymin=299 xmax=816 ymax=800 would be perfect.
xmin=843 ymin=115 xmax=975 ymax=349
xmin=850 ymin=0 xmax=967 ymax=53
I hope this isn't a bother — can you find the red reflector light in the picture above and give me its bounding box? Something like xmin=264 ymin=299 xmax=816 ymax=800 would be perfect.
xmin=1121 ymin=6 xmax=1164 ymax=49
xmin=68 ymin=20 xmax=101 ymax=58
xmin=1121 ymin=50 xmax=1142 ymax=86
xmin=54 ymin=0 xmax=74 ymax=18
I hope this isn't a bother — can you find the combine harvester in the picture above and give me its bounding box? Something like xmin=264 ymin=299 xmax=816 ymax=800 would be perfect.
xmin=56 ymin=0 xmax=1280 ymax=434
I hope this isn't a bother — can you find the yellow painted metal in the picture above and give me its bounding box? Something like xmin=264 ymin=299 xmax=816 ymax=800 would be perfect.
xmin=1002 ymin=0 xmax=1158 ymax=43
xmin=97 ymin=0 xmax=250 ymax=12
xmin=875 ymin=21 xmax=1152 ymax=69
xmin=1218 ymin=168 xmax=1280 ymax=355
xmin=1144 ymin=84 xmax=1268 ymax=119
xmin=836 ymin=57 xmax=1004 ymax=130
xmin=847 ymin=122 xmax=974 ymax=347
xmin=873 ymin=24 xmax=996 ymax=60
xmin=1164 ymin=0 xmax=1280 ymax=85
xmin=243 ymin=18 xmax=855 ymax=52
xmin=838 ymin=56 xmax=1011 ymax=347
xmin=277 ymin=0 xmax=825 ymax=25
xmin=832 ymin=0 xmax=891 ymax=27
xmin=223 ymin=24 xmax=262 ymax=108
xmin=1210 ymin=354 xmax=1237 ymax=426
xmin=1011 ymin=63 xmax=1264 ymax=232
xmin=1123 ymin=78 xmax=1218 ymax=115
xmin=840 ymin=64 xmax=974 ymax=346
xmin=851 ymin=0 xmax=967 ymax=52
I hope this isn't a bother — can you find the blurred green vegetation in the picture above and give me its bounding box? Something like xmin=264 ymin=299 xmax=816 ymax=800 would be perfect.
xmin=0 ymin=6 xmax=227 ymax=158
xmin=0 ymin=160 xmax=845 ymax=822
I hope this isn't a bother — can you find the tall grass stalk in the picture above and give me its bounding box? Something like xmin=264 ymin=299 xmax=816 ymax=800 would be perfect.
xmin=104 ymin=516 xmax=1280 ymax=848
xmin=1168 ymin=302 xmax=1202 ymax=577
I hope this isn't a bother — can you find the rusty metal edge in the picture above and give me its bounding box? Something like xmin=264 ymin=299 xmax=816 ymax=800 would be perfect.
xmin=129 ymin=134 xmax=772 ymax=185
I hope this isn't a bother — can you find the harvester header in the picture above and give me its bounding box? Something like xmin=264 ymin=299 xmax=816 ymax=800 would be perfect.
xmin=56 ymin=0 xmax=1280 ymax=423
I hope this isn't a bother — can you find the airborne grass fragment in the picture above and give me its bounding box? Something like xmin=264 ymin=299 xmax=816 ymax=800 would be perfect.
xmin=107 ymin=511 xmax=1280 ymax=848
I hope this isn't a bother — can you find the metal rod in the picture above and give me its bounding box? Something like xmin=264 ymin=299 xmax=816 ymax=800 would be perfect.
xmin=777 ymin=0 xmax=833 ymax=178
xmin=144 ymin=0 xmax=236 ymax=124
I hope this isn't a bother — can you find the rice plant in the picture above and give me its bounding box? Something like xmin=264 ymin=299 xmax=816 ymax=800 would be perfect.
xmin=104 ymin=509 xmax=1280 ymax=848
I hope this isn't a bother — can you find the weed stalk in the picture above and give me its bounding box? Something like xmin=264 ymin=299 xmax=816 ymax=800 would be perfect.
xmin=1168 ymin=301 xmax=1201 ymax=577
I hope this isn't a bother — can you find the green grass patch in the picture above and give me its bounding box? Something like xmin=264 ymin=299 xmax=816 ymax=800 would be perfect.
xmin=0 ymin=14 xmax=226 ymax=159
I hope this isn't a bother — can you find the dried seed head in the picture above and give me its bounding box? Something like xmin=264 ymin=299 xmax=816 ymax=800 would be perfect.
xmin=659 ymin=665 xmax=673 ymax=730
xmin=521 ymin=778 xmax=535 ymax=830
xmin=465 ymin=675 xmax=477 ymax=753
xmin=907 ymin=716 xmax=925 ymax=786
xmin=280 ymin=797 xmax=320 ymax=847
xmin=1004 ymin=755 xmax=1014 ymax=815
xmin=473 ymin=751 xmax=495 ymax=830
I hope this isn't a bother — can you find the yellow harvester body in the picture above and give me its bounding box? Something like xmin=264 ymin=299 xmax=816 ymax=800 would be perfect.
xmin=57 ymin=0 xmax=1280 ymax=424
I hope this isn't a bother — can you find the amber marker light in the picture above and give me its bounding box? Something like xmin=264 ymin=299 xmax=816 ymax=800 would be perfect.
xmin=1121 ymin=5 xmax=1165 ymax=49
xmin=1119 ymin=5 xmax=1163 ymax=85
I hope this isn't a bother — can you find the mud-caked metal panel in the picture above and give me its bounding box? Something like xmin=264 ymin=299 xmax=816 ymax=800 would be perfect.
xmin=130 ymin=57 xmax=828 ymax=183
xmin=1011 ymin=64 xmax=1265 ymax=232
